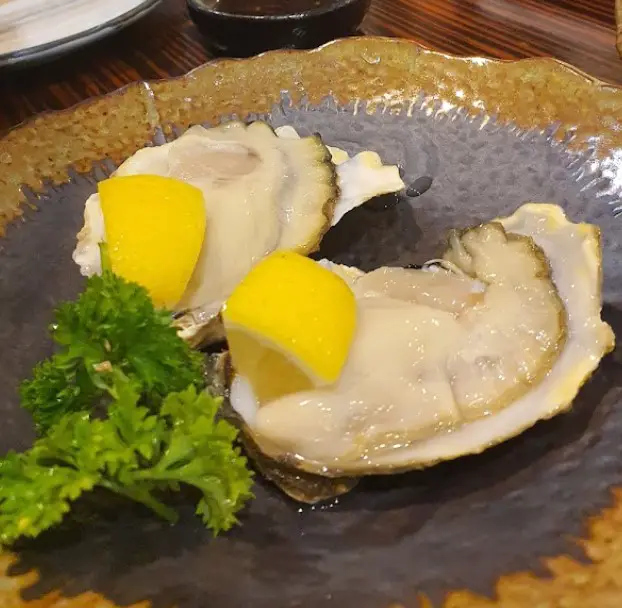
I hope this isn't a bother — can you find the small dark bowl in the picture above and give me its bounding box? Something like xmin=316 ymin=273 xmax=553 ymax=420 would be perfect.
xmin=187 ymin=0 xmax=372 ymax=57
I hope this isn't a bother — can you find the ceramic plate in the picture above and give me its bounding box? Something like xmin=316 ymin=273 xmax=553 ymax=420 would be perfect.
xmin=2 ymin=37 xmax=622 ymax=607
xmin=0 ymin=0 xmax=161 ymax=68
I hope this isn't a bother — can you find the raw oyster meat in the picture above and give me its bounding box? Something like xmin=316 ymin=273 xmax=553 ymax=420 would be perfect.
xmin=229 ymin=203 xmax=615 ymax=478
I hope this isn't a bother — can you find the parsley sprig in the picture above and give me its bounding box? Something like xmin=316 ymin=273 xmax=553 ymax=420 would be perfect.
xmin=20 ymin=271 xmax=205 ymax=434
xmin=0 ymin=271 xmax=254 ymax=546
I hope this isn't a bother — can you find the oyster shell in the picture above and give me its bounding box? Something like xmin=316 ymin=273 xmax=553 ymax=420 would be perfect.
xmin=229 ymin=203 xmax=615 ymax=482
xmin=72 ymin=121 xmax=405 ymax=348
xmin=203 ymin=352 xmax=359 ymax=504
xmin=274 ymin=125 xmax=406 ymax=225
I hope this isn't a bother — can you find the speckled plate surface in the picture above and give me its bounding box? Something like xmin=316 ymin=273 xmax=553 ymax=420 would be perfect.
xmin=2 ymin=37 xmax=622 ymax=608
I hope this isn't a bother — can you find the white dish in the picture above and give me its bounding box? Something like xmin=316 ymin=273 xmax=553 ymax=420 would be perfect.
xmin=0 ymin=0 xmax=161 ymax=68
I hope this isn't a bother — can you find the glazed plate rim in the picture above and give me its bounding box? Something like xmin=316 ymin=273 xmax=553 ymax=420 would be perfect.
xmin=2 ymin=35 xmax=622 ymax=135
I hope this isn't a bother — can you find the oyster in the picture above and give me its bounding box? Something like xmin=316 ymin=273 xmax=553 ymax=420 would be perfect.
xmin=229 ymin=203 xmax=615 ymax=482
xmin=72 ymin=121 xmax=405 ymax=348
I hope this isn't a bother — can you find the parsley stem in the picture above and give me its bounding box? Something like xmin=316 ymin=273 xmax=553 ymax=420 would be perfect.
xmin=102 ymin=482 xmax=179 ymax=523
xmin=132 ymin=470 xmax=199 ymax=484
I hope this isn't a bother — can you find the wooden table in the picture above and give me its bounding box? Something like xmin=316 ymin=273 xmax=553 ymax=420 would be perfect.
xmin=0 ymin=0 xmax=620 ymax=133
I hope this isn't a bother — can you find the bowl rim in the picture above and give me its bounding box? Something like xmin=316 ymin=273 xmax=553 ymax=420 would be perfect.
xmin=186 ymin=0 xmax=366 ymax=22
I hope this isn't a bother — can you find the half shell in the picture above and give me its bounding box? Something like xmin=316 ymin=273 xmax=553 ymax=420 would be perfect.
xmin=72 ymin=121 xmax=405 ymax=348
xmin=229 ymin=203 xmax=615 ymax=486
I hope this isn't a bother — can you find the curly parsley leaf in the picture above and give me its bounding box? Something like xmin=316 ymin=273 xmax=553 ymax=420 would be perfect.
xmin=0 ymin=372 xmax=254 ymax=547
xmin=20 ymin=271 xmax=204 ymax=433
xmin=3 ymin=269 xmax=254 ymax=546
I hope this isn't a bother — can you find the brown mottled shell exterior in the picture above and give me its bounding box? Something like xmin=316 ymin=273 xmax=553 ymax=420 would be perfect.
xmin=2 ymin=37 xmax=622 ymax=607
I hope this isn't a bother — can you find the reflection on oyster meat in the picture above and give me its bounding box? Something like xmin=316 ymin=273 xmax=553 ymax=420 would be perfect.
xmin=230 ymin=203 xmax=615 ymax=479
xmin=72 ymin=121 xmax=405 ymax=347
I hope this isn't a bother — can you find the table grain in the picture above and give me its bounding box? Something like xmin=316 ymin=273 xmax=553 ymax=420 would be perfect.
xmin=0 ymin=0 xmax=620 ymax=133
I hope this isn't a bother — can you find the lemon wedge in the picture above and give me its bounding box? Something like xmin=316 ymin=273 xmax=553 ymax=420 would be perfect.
xmin=222 ymin=250 xmax=357 ymax=404
xmin=99 ymin=174 xmax=206 ymax=309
